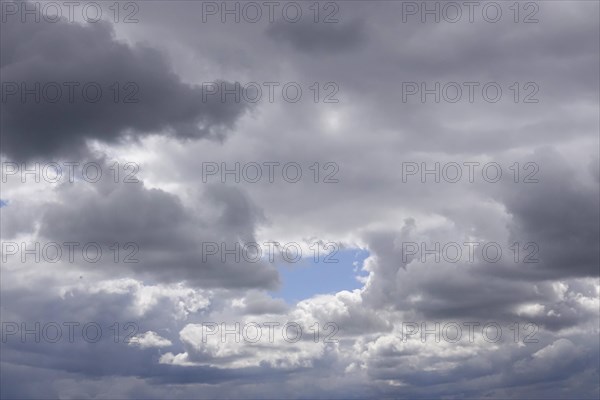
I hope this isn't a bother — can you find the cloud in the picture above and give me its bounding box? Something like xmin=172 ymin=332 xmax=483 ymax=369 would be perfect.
xmin=266 ymin=18 xmax=366 ymax=54
xmin=1 ymin=0 xmax=598 ymax=398
xmin=5 ymin=161 xmax=279 ymax=289
xmin=130 ymin=331 xmax=173 ymax=349
xmin=0 ymin=7 xmax=250 ymax=161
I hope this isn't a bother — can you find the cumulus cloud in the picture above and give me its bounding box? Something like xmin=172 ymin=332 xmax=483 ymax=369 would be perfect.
xmin=131 ymin=331 xmax=173 ymax=349
xmin=1 ymin=0 xmax=598 ymax=399
xmin=0 ymin=5 xmax=249 ymax=161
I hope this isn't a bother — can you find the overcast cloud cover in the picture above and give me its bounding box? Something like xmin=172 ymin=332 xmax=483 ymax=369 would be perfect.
xmin=0 ymin=0 xmax=599 ymax=398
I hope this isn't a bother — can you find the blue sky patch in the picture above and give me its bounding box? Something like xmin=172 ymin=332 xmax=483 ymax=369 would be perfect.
xmin=272 ymin=248 xmax=370 ymax=304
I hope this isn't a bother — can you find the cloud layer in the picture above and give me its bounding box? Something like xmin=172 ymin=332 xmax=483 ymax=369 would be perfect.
xmin=1 ymin=1 xmax=598 ymax=399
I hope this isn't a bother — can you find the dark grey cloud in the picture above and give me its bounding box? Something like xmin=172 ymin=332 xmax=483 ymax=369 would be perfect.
xmin=500 ymin=149 xmax=600 ymax=279
xmin=0 ymin=5 xmax=249 ymax=161
xmin=25 ymin=164 xmax=279 ymax=289
xmin=357 ymin=153 xmax=599 ymax=329
xmin=266 ymin=18 xmax=366 ymax=54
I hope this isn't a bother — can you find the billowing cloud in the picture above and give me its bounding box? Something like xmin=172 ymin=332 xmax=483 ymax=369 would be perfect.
xmin=1 ymin=4 xmax=249 ymax=161
xmin=1 ymin=0 xmax=598 ymax=399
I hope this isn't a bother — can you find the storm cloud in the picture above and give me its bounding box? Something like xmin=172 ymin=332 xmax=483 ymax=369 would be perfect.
xmin=1 ymin=0 xmax=598 ymax=399
xmin=0 ymin=7 xmax=249 ymax=161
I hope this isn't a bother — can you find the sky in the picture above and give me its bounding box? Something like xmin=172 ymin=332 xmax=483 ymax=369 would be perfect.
xmin=273 ymin=248 xmax=370 ymax=303
xmin=0 ymin=0 xmax=599 ymax=398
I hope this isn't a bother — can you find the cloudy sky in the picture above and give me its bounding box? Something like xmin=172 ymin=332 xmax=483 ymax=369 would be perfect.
xmin=1 ymin=0 xmax=599 ymax=398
